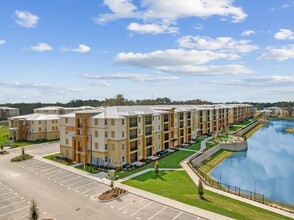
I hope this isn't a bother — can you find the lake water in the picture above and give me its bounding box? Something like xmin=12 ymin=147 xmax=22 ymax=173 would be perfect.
xmin=210 ymin=120 xmax=294 ymax=205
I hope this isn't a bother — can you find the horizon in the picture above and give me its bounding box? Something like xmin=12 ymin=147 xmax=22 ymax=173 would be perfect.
xmin=1 ymin=1 xmax=294 ymax=103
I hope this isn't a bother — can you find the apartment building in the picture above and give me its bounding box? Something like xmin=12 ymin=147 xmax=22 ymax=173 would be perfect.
xmin=9 ymin=114 xmax=60 ymax=141
xmin=264 ymin=107 xmax=294 ymax=117
xmin=60 ymin=104 xmax=254 ymax=168
xmin=0 ymin=107 xmax=19 ymax=120
xmin=34 ymin=106 xmax=95 ymax=115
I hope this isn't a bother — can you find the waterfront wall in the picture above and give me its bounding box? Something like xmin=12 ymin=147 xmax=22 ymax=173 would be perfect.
xmin=190 ymin=141 xmax=248 ymax=167
xmin=235 ymin=120 xmax=269 ymax=136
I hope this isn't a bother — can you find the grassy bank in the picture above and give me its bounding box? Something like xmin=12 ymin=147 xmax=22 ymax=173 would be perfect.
xmin=123 ymin=170 xmax=291 ymax=220
xmin=198 ymin=149 xmax=234 ymax=174
xmin=43 ymin=153 xmax=73 ymax=165
xmin=285 ymin=128 xmax=294 ymax=133
xmin=243 ymin=123 xmax=265 ymax=139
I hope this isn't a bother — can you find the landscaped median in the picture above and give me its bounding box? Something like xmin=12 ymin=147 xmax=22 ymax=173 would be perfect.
xmin=122 ymin=170 xmax=292 ymax=220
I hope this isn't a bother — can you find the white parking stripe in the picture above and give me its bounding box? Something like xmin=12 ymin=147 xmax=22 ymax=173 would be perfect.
xmin=117 ymin=197 xmax=140 ymax=211
xmin=15 ymin=214 xmax=29 ymax=220
xmin=46 ymin=170 xmax=67 ymax=178
xmin=39 ymin=168 xmax=59 ymax=175
xmin=65 ymin=178 xmax=87 ymax=187
xmin=172 ymin=211 xmax=183 ymax=220
xmin=51 ymin=173 xmax=75 ymax=181
xmin=80 ymin=186 xmax=100 ymax=195
xmin=0 ymin=191 xmax=14 ymax=197
xmin=130 ymin=201 xmax=153 ymax=216
xmin=147 ymin=206 xmax=167 ymax=220
xmin=0 ymin=200 xmax=26 ymax=209
xmin=73 ymin=181 xmax=95 ymax=191
xmin=59 ymin=175 xmax=81 ymax=184
xmin=0 ymin=195 xmax=19 ymax=203
xmin=0 ymin=205 xmax=30 ymax=218
xmin=31 ymin=165 xmax=52 ymax=171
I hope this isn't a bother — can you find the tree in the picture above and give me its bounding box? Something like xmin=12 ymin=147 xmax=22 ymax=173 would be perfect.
xmin=108 ymin=170 xmax=116 ymax=188
xmin=29 ymin=200 xmax=39 ymax=220
xmin=154 ymin=160 xmax=159 ymax=176
xmin=198 ymin=180 xmax=204 ymax=199
xmin=21 ymin=147 xmax=25 ymax=160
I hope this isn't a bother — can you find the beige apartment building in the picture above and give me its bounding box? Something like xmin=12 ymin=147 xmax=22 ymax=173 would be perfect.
xmin=9 ymin=114 xmax=60 ymax=141
xmin=264 ymin=107 xmax=294 ymax=117
xmin=60 ymin=104 xmax=254 ymax=168
xmin=0 ymin=107 xmax=19 ymax=120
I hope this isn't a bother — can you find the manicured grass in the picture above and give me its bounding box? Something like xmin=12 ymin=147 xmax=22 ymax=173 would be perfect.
xmin=123 ymin=170 xmax=292 ymax=220
xmin=117 ymin=150 xmax=195 ymax=179
xmin=188 ymin=141 xmax=201 ymax=150
xmin=13 ymin=139 xmax=58 ymax=148
xmin=285 ymin=128 xmax=294 ymax=133
xmin=198 ymin=149 xmax=233 ymax=174
xmin=43 ymin=153 xmax=73 ymax=165
xmin=75 ymin=165 xmax=100 ymax=174
xmin=205 ymin=141 xmax=218 ymax=150
xmin=0 ymin=125 xmax=9 ymax=145
xmin=243 ymin=124 xmax=264 ymax=139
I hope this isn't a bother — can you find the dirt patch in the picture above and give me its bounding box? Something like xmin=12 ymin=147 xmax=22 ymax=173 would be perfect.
xmin=98 ymin=187 xmax=127 ymax=201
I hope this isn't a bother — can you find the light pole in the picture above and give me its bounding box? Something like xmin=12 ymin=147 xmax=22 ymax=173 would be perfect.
xmin=90 ymin=134 xmax=93 ymax=173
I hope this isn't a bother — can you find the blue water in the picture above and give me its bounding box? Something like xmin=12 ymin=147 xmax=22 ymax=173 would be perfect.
xmin=210 ymin=120 xmax=294 ymax=205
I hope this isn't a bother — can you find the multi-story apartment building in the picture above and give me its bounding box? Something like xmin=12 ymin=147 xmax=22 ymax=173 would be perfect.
xmin=264 ymin=107 xmax=294 ymax=117
xmin=9 ymin=114 xmax=60 ymax=141
xmin=34 ymin=106 xmax=95 ymax=115
xmin=60 ymin=104 xmax=254 ymax=168
xmin=0 ymin=107 xmax=19 ymax=120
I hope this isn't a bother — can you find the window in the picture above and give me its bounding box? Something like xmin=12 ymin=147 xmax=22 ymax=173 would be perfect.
xmin=105 ymin=119 xmax=107 ymax=125
xmin=105 ymin=144 xmax=108 ymax=150
xmin=138 ymin=129 xmax=141 ymax=134
xmin=51 ymin=127 xmax=54 ymax=131
xmin=122 ymin=156 xmax=125 ymax=162
xmin=105 ymin=131 xmax=108 ymax=138
xmin=122 ymin=131 xmax=125 ymax=138
xmin=138 ymin=117 xmax=141 ymax=123
xmin=122 ymin=144 xmax=125 ymax=150
xmin=66 ymin=139 xmax=69 ymax=145
xmin=39 ymin=127 xmax=42 ymax=132
xmin=158 ymin=135 xmax=160 ymax=140
xmin=95 ymin=119 xmax=98 ymax=125
xmin=105 ymin=156 xmax=108 ymax=163
xmin=152 ymin=126 xmax=154 ymax=131
xmin=111 ymin=131 xmax=115 ymax=138
xmin=111 ymin=119 xmax=115 ymax=126
xmin=52 ymin=120 xmax=54 ymax=123
xmin=95 ymin=143 xmax=98 ymax=149
xmin=65 ymin=118 xmax=68 ymax=123
xmin=122 ymin=119 xmax=125 ymax=125
xmin=158 ymin=115 xmax=160 ymax=120
xmin=158 ymin=125 xmax=160 ymax=130
xmin=95 ymin=130 xmax=98 ymax=138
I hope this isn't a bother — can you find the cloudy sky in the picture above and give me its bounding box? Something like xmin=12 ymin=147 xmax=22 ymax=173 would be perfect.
xmin=0 ymin=0 xmax=294 ymax=103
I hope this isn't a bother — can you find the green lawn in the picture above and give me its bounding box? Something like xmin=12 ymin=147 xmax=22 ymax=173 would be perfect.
xmin=123 ymin=170 xmax=291 ymax=220
xmin=117 ymin=150 xmax=195 ymax=179
xmin=243 ymin=124 xmax=265 ymax=139
xmin=0 ymin=126 xmax=9 ymax=145
xmin=198 ymin=149 xmax=233 ymax=174
xmin=188 ymin=141 xmax=201 ymax=150
xmin=43 ymin=153 xmax=73 ymax=165
xmin=75 ymin=165 xmax=100 ymax=174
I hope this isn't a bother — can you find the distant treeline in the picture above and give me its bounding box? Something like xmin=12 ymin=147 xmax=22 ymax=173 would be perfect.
xmin=0 ymin=94 xmax=293 ymax=115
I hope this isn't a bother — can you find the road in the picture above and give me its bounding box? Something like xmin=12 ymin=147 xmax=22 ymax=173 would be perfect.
xmin=0 ymin=143 xmax=207 ymax=220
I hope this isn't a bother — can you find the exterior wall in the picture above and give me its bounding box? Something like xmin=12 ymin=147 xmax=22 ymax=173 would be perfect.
xmin=0 ymin=108 xmax=20 ymax=120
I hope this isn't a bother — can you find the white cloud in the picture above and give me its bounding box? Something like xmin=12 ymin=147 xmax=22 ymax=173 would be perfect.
xmin=62 ymin=44 xmax=91 ymax=53
xmin=82 ymin=73 xmax=179 ymax=82
xmin=127 ymin=22 xmax=178 ymax=34
xmin=193 ymin=24 xmax=204 ymax=30
xmin=115 ymin=49 xmax=252 ymax=76
xmin=258 ymin=44 xmax=294 ymax=61
xmin=177 ymin=35 xmax=258 ymax=54
xmin=89 ymin=81 xmax=112 ymax=87
xmin=96 ymin=0 xmax=247 ymax=26
xmin=241 ymin=30 xmax=255 ymax=36
xmin=274 ymin=29 xmax=294 ymax=40
xmin=0 ymin=40 xmax=6 ymax=45
xmin=211 ymin=75 xmax=294 ymax=87
xmin=30 ymin=43 xmax=53 ymax=52
xmin=15 ymin=10 xmax=39 ymax=28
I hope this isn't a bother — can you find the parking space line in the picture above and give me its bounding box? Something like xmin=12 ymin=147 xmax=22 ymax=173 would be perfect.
xmin=65 ymin=178 xmax=87 ymax=187
xmin=0 ymin=195 xmax=19 ymax=203
xmin=31 ymin=165 xmax=52 ymax=171
xmin=147 ymin=206 xmax=167 ymax=220
xmin=73 ymin=181 xmax=95 ymax=191
xmin=0 ymin=200 xmax=26 ymax=209
xmin=59 ymin=175 xmax=81 ymax=184
xmin=172 ymin=211 xmax=183 ymax=220
xmin=15 ymin=214 xmax=29 ymax=220
xmin=46 ymin=170 xmax=67 ymax=178
xmin=51 ymin=173 xmax=75 ymax=181
xmin=0 ymin=188 xmax=7 ymax=192
xmin=80 ymin=186 xmax=100 ymax=195
xmin=22 ymin=162 xmax=44 ymax=168
xmin=0 ymin=205 xmax=30 ymax=218
xmin=41 ymin=168 xmax=61 ymax=175
xmin=130 ymin=201 xmax=153 ymax=216
xmin=0 ymin=191 xmax=14 ymax=197
xmin=117 ymin=196 xmax=140 ymax=211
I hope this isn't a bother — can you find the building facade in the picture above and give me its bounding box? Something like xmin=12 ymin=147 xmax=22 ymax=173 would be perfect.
xmin=60 ymin=104 xmax=254 ymax=168
xmin=0 ymin=107 xmax=20 ymax=120
xmin=34 ymin=106 xmax=95 ymax=115
xmin=9 ymin=114 xmax=60 ymax=141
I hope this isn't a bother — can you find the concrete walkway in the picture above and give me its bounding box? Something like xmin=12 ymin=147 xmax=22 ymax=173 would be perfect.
xmin=175 ymin=148 xmax=198 ymax=152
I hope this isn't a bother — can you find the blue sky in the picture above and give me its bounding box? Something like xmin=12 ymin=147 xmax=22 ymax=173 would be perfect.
xmin=0 ymin=0 xmax=294 ymax=104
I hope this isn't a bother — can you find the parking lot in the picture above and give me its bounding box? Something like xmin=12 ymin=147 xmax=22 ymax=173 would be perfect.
xmin=13 ymin=159 xmax=206 ymax=220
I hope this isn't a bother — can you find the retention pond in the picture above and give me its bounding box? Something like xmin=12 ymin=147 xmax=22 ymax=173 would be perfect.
xmin=210 ymin=120 xmax=294 ymax=205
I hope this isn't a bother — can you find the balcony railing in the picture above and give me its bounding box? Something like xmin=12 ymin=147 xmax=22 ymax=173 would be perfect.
xmin=145 ymin=120 xmax=152 ymax=125
xmin=130 ymin=123 xmax=137 ymax=128
xmin=130 ymin=134 xmax=137 ymax=139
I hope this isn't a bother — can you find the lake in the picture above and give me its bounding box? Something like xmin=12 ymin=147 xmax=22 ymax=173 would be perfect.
xmin=210 ymin=120 xmax=294 ymax=205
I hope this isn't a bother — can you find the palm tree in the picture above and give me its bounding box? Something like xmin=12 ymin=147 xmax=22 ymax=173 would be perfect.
xmin=154 ymin=160 xmax=159 ymax=176
xmin=29 ymin=200 xmax=39 ymax=220
xmin=198 ymin=180 xmax=204 ymax=199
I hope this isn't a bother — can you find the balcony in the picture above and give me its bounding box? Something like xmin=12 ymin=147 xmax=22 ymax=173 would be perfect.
xmin=145 ymin=130 xmax=152 ymax=136
xmin=164 ymin=114 xmax=169 ymax=123
xmin=129 ymin=122 xmax=137 ymax=128
xmin=130 ymin=134 xmax=137 ymax=140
